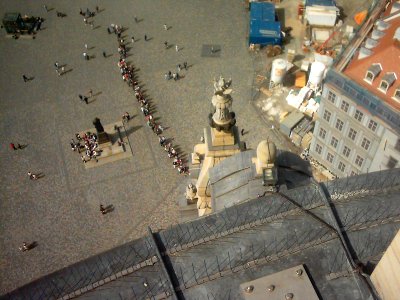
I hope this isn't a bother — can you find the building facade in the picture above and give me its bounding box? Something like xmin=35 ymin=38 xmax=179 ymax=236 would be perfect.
xmin=309 ymin=6 xmax=400 ymax=177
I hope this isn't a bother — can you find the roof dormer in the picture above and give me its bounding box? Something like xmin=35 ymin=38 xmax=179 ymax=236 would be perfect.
xmin=364 ymin=63 xmax=382 ymax=84
xmin=376 ymin=20 xmax=390 ymax=31
xmin=379 ymin=72 xmax=397 ymax=94
xmin=358 ymin=47 xmax=373 ymax=59
xmin=365 ymin=37 xmax=378 ymax=49
xmin=393 ymin=87 xmax=400 ymax=102
xmin=371 ymin=29 xmax=385 ymax=40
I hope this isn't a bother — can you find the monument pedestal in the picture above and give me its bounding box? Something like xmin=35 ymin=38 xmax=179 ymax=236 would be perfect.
xmin=210 ymin=128 xmax=234 ymax=146
xmin=97 ymin=132 xmax=112 ymax=147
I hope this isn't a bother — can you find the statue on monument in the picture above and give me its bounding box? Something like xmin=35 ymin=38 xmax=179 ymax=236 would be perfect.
xmin=213 ymin=75 xmax=232 ymax=94
xmin=185 ymin=183 xmax=197 ymax=202
xmin=93 ymin=117 xmax=105 ymax=133
xmin=92 ymin=117 xmax=110 ymax=144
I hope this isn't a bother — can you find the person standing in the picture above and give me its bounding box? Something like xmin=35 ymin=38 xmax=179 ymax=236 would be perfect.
xmin=241 ymin=129 xmax=245 ymax=136
xmin=102 ymin=51 xmax=107 ymax=58
xmin=131 ymin=36 xmax=135 ymax=43
xmin=175 ymin=45 xmax=179 ymax=52
xmin=88 ymin=89 xmax=93 ymax=98
xmin=183 ymin=61 xmax=188 ymax=70
xmin=10 ymin=143 xmax=17 ymax=150
xmin=83 ymin=96 xmax=89 ymax=104
xmin=163 ymin=24 xmax=168 ymax=30
xmin=100 ymin=204 xmax=107 ymax=214
xmin=164 ymin=41 xmax=168 ymax=49
xmin=43 ymin=5 xmax=48 ymax=12
xmin=144 ymin=34 xmax=147 ymax=41
xmin=83 ymin=52 xmax=89 ymax=60
xmin=134 ymin=16 xmax=138 ymax=23
xmin=22 ymin=75 xmax=28 ymax=82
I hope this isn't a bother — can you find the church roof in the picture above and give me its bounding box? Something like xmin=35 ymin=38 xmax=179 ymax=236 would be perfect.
xmin=3 ymin=168 xmax=400 ymax=300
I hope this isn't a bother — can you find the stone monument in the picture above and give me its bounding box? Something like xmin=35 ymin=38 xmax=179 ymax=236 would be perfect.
xmin=92 ymin=117 xmax=110 ymax=145
xmin=190 ymin=77 xmax=245 ymax=216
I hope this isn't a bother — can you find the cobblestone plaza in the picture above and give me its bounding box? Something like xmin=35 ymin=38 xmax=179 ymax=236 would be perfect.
xmin=0 ymin=0 xmax=282 ymax=294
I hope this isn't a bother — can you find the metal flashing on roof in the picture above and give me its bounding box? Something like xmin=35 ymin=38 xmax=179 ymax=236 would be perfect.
xmin=240 ymin=265 xmax=319 ymax=300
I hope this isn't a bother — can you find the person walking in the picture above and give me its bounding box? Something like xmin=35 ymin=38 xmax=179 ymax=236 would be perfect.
xmin=102 ymin=51 xmax=107 ymax=58
xmin=10 ymin=143 xmax=17 ymax=150
xmin=27 ymin=172 xmax=38 ymax=180
xmin=83 ymin=52 xmax=89 ymax=60
xmin=241 ymin=129 xmax=245 ymax=136
xmin=183 ymin=61 xmax=188 ymax=70
xmin=88 ymin=89 xmax=93 ymax=98
xmin=54 ymin=62 xmax=59 ymax=69
xmin=22 ymin=75 xmax=28 ymax=82
xmin=144 ymin=34 xmax=147 ymax=41
xmin=175 ymin=45 xmax=179 ymax=52
xmin=100 ymin=204 xmax=107 ymax=214
xmin=83 ymin=18 xmax=87 ymax=25
xmin=83 ymin=96 xmax=89 ymax=104
xmin=79 ymin=94 xmax=83 ymax=102
xmin=95 ymin=6 xmax=99 ymax=13
xmin=163 ymin=24 xmax=168 ymax=30
xmin=164 ymin=41 xmax=168 ymax=49
xmin=43 ymin=5 xmax=48 ymax=12
xmin=134 ymin=16 xmax=138 ymax=23
xmin=19 ymin=242 xmax=29 ymax=252
xmin=177 ymin=64 xmax=181 ymax=72
xmin=131 ymin=36 xmax=135 ymax=43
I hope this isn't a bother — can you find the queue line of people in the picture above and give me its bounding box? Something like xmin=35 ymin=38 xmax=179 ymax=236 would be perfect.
xmin=112 ymin=25 xmax=189 ymax=175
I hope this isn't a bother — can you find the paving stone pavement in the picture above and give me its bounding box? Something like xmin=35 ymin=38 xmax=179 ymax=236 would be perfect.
xmin=0 ymin=0 xmax=285 ymax=294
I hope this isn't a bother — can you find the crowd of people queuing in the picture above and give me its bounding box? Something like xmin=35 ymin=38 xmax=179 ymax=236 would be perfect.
xmin=111 ymin=24 xmax=190 ymax=175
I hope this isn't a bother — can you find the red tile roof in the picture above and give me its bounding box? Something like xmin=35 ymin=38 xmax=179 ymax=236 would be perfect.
xmin=344 ymin=13 xmax=400 ymax=111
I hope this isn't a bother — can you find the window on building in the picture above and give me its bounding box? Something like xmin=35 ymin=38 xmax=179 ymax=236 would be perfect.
xmin=343 ymin=146 xmax=351 ymax=158
xmin=355 ymin=155 xmax=364 ymax=167
xmin=348 ymin=128 xmax=357 ymax=141
xmin=323 ymin=109 xmax=331 ymax=122
xmin=365 ymin=71 xmax=374 ymax=83
xmin=387 ymin=156 xmax=398 ymax=168
xmin=327 ymin=91 xmax=336 ymax=103
xmin=338 ymin=161 xmax=346 ymax=172
xmin=395 ymin=139 xmax=400 ymax=152
xmin=330 ymin=136 xmax=338 ymax=148
xmin=394 ymin=89 xmax=400 ymax=101
xmin=327 ymin=152 xmax=334 ymax=163
xmin=315 ymin=143 xmax=322 ymax=155
xmin=379 ymin=81 xmax=389 ymax=93
xmin=319 ymin=128 xmax=327 ymax=139
xmin=354 ymin=109 xmax=364 ymax=122
xmin=368 ymin=120 xmax=378 ymax=132
xmin=335 ymin=119 xmax=344 ymax=131
xmin=341 ymin=100 xmax=349 ymax=112
xmin=361 ymin=137 xmax=371 ymax=151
